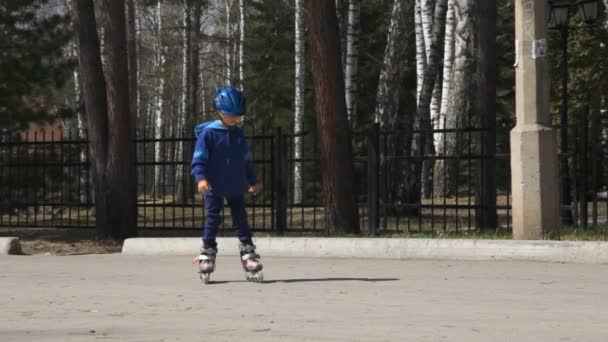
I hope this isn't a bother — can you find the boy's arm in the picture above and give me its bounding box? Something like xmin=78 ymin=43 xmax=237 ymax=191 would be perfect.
xmin=191 ymin=131 xmax=210 ymax=182
xmin=243 ymin=134 xmax=258 ymax=185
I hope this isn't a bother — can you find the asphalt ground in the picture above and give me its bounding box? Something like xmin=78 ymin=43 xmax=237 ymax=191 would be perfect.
xmin=1 ymin=254 xmax=608 ymax=341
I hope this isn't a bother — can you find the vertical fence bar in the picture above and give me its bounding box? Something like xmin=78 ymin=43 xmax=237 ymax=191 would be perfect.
xmin=367 ymin=123 xmax=380 ymax=236
xmin=591 ymin=106 xmax=600 ymax=228
xmin=273 ymin=127 xmax=287 ymax=235
xmin=580 ymin=106 xmax=589 ymax=229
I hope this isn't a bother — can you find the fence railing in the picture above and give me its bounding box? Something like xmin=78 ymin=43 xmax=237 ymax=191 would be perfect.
xmin=1 ymin=111 xmax=606 ymax=234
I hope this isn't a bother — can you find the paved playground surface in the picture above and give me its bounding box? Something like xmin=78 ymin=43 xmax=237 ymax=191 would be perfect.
xmin=1 ymin=254 xmax=608 ymax=342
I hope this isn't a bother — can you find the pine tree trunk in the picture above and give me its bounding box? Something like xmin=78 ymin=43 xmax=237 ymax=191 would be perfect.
xmin=433 ymin=0 xmax=475 ymax=198
xmin=475 ymin=0 xmax=497 ymax=231
xmin=345 ymin=0 xmax=360 ymax=125
xmin=306 ymin=0 xmax=360 ymax=235
xmin=71 ymin=0 xmax=111 ymax=237
xmin=102 ymin=0 xmax=137 ymax=238
xmin=335 ymin=0 xmax=346 ymax=69
xmin=293 ymin=0 xmax=305 ymax=205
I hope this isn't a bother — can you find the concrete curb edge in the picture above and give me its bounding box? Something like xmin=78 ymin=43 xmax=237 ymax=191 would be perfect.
xmin=122 ymin=237 xmax=608 ymax=264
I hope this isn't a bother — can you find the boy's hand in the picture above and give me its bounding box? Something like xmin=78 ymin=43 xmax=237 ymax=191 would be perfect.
xmin=248 ymin=184 xmax=260 ymax=194
xmin=198 ymin=179 xmax=212 ymax=193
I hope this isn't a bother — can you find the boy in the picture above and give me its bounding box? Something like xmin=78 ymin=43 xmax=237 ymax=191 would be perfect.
xmin=191 ymin=85 xmax=263 ymax=283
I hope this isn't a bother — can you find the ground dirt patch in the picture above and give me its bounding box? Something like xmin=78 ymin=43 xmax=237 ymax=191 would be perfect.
xmin=0 ymin=228 xmax=122 ymax=255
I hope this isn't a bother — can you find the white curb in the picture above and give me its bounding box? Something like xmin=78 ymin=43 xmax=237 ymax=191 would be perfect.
xmin=122 ymin=237 xmax=608 ymax=264
xmin=0 ymin=237 xmax=22 ymax=255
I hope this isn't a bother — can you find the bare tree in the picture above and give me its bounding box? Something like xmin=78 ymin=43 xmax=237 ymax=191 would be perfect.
xmin=306 ymin=0 xmax=360 ymax=234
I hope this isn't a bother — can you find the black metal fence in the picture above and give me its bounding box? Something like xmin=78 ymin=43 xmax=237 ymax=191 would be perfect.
xmin=1 ymin=110 xmax=606 ymax=235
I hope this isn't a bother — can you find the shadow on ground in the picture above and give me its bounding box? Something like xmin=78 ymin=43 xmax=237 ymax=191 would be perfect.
xmin=205 ymin=278 xmax=400 ymax=285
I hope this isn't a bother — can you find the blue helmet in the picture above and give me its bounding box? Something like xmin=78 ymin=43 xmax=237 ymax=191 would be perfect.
xmin=212 ymin=85 xmax=246 ymax=116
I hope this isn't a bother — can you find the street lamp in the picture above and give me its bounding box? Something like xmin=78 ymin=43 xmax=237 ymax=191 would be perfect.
xmin=547 ymin=0 xmax=598 ymax=225
xmin=577 ymin=0 xmax=599 ymax=24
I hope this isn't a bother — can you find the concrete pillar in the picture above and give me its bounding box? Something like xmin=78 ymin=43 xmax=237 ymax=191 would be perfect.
xmin=511 ymin=0 xmax=560 ymax=240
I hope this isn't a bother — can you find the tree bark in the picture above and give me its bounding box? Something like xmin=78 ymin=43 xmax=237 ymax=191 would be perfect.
xmin=153 ymin=0 xmax=165 ymax=195
xmin=239 ymin=0 xmax=245 ymax=89
xmin=306 ymin=0 xmax=360 ymax=235
xmin=293 ymin=0 xmax=305 ymax=205
xmin=103 ymin=0 xmax=137 ymax=238
xmin=407 ymin=0 xmax=448 ymax=212
xmin=374 ymin=0 xmax=414 ymax=128
xmin=433 ymin=0 xmax=475 ymax=198
xmin=71 ymin=0 xmax=111 ymax=237
xmin=475 ymin=0 xmax=497 ymax=231
xmin=345 ymin=0 xmax=360 ymax=126
xmin=126 ymin=0 xmax=137 ymax=130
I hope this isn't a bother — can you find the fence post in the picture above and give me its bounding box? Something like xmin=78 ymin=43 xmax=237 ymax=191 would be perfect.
xmin=367 ymin=123 xmax=380 ymax=236
xmin=273 ymin=127 xmax=287 ymax=235
xmin=580 ymin=106 xmax=589 ymax=230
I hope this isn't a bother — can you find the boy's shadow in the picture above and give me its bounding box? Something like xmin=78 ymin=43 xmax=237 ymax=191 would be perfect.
xmin=206 ymin=277 xmax=399 ymax=285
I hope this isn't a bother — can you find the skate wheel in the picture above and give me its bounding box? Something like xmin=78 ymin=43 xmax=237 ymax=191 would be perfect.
xmin=200 ymin=272 xmax=211 ymax=284
xmin=246 ymin=272 xmax=263 ymax=283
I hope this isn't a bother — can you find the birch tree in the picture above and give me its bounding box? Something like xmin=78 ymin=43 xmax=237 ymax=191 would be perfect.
xmin=293 ymin=0 xmax=305 ymax=204
xmin=153 ymin=0 xmax=166 ymax=195
xmin=406 ymin=0 xmax=447 ymax=210
xmin=224 ymin=0 xmax=232 ymax=85
xmin=374 ymin=0 xmax=414 ymax=128
xmin=239 ymin=0 xmax=245 ymax=89
xmin=345 ymin=0 xmax=360 ymax=125
xmin=432 ymin=0 xmax=475 ymax=198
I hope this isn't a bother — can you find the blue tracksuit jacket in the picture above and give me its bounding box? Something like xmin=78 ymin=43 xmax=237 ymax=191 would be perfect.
xmin=191 ymin=120 xmax=257 ymax=196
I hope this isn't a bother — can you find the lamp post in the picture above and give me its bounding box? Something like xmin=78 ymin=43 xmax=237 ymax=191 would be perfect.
xmin=547 ymin=0 xmax=598 ymax=226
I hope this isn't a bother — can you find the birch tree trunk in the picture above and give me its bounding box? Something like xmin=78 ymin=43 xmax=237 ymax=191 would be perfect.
xmin=374 ymin=0 xmax=414 ymax=128
xmin=224 ymin=0 xmax=232 ymax=85
xmin=307 ymin=0 xmax=360 ymax=234
xmin=374 ymin=0 xmax=415 ymax=214
xmin=437 ymin=0 xmax=455 ymax=139
xmin=293 ymin=0 xmax=305 ymax=205
xmin=406 ymin=0 xmax=447 ymax=212
xmin=102 ymin=0 xmax=137 ymax=238
xmin=345 ymin=0 xmax=360 ymax=125
xmin=175 ymin=0 xmax=191 ymax=203
xmin=432 ymin=0 xmax=475 ymax=198
xmin=66 ymin=0 xmax=89 ymax=204
xmin=415 ymin=0 xmax=426 ymax=102
xmin=239 ymin=0 xmax=245 ymax=89
xmin=153 ymin=0 xmax=165 ymax=196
